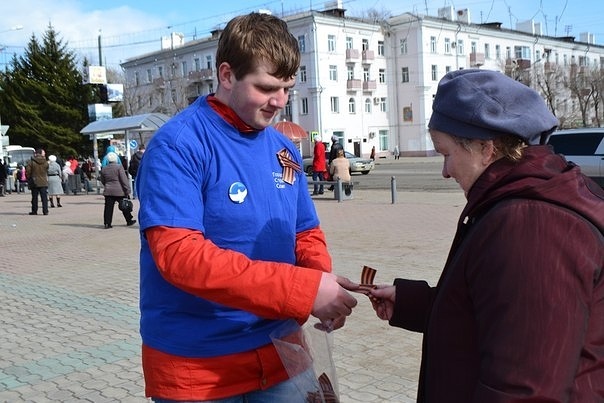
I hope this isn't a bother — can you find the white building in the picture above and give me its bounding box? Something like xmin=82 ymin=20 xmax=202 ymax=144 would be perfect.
xmin=121 ymin=4 xmax=604 ymax=157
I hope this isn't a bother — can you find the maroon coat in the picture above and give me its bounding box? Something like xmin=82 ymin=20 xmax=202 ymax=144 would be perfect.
xmin=391 ymin=146 xmax=604 ymax=402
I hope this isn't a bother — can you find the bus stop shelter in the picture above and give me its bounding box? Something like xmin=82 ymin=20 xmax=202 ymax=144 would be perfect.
xmin=80 ymin=113 xmax=170 ymax=193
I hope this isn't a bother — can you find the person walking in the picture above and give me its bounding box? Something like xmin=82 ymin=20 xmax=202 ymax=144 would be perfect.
xmin=136 ymin=12 xmax=357 ymax=402
xmin=99 ymin=152 xmax=135 ymax=229
xmin=311 ymin=136 xmax=326 ymax=195
xmin=393 ymin=144 xmax=400 ymax=160
xmin=327 ymin=135 xmax=343 ymax=191
xmin=128 ymin=143 xmax=145 ymax=199
xmin=370 ymin=145 xmax=376 ymax=161
xmin=26 ymin=148 xmax=49 ymax=215
xmin=47 ymin=155 xmax=63 ymax=207
xmin=367 ymin=69 xmax=604 ymax=402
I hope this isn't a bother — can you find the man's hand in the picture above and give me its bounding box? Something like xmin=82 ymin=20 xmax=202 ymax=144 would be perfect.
xmin=311 ymin=273 xmax=358 ymax=331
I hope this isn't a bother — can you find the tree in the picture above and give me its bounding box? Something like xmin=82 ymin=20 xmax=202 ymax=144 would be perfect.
xmin=0 ymin=25 xmax=94 ymax=157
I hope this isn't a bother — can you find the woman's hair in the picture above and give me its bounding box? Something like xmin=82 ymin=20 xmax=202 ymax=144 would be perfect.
xmin=216 ymin=12 xmax=300 ymax=80
xmin=454 ymin=134 xmax=527 ymax=161
xmin=337 ymin=149 xmax=345 ymax=157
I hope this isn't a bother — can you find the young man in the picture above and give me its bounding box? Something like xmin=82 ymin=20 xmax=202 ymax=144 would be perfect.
xmin=136 ymin=12 xmax=358 ymax=402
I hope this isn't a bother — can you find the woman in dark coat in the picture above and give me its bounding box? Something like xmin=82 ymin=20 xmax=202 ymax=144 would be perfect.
xmin=368 ymin=70 xmax=604 ymax=402
xmin=100 ymin=152 xmax=136 ymax=229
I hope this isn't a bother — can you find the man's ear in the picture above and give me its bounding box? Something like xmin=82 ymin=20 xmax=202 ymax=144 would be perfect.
xmin=217 ymin=62 xmax=234 ymax=90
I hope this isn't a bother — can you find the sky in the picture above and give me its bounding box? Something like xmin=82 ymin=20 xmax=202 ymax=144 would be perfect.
xmin=1 ymin=0 xmax=602 ymax=70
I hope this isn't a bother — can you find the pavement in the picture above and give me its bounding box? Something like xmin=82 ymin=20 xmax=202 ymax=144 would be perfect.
xmin=0 ymin=177 xmax=467 ymax=402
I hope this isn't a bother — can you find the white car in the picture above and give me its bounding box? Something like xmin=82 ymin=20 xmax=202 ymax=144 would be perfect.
xmin=302 ymin=151 xmax=375 ymax=175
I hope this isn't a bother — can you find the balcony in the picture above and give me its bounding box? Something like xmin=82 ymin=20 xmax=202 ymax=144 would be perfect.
xmin=346 ymin=48 xmax=360 ymax=61
xmin=362 ymin=80 xmax=377 ymax=91
xmin=362 ymin=50 xmax=375 ymax=63
xmin=469 ymin=52 xmax=485 ymax=67
xmin=347 ymin=79 xmax=362 ymax=90
xmin=516 ymin=58 xmax=531 ymax=70
xmin=188 ymin=68 xmax=214 ymax=82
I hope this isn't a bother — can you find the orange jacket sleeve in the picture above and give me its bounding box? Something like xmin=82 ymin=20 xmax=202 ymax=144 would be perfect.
xmin=145 ymin=226 xmax=329 ymax=322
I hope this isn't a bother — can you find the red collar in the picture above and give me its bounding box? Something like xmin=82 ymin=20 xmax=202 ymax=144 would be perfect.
xmin=207 ymin=95 xmax=258 ymax=134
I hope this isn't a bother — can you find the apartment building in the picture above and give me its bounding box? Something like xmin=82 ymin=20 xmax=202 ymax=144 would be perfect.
xmin=120 ymin=4 xmax=604 ymax=157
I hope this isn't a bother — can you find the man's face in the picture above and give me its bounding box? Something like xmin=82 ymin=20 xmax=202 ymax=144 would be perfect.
xmin=218 ymin=62 xmax=296 ymax=130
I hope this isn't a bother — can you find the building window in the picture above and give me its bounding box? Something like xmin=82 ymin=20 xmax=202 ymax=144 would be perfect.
xmin=363 ymin=67 xmax=370 ymax=82
xmin=194 ymin=58 xmax=201 ymax=71
xmin=362 ymin=38 xmax=369 ymax=51
xmin=181 ymin=61 xmax=187 ymax=77
xmin=158 ymin=66 xmax=164 ymax=78
xmin=299 ymin=66 xmax=307 ymax=83
xmin=206 ymin=55 xmax=212 ymax=69
xmin=347 ymin=65 xmax=354 ymax=80
xmin=329 ymin=65 xmax=338 ymax=81
xmin=401 ymin=67 xmax=409 ymax=83
xmin=378 ymin=68 xmax=385 ymax=83
xmin=346 ymin=36 xmax=353 ymax=49
xmin=330 ymin=97 xmax=339 ymax=113
xmin=431 ymin=65 xmax=438 ymax=81
xmin=445 ymin=66 xmax=451 ymax=74
xmin=471 ymin=41 xmax=477 ymax=54
xmin=301 ymin=97 xmax=308 ymax=115
xmin=328 ymin=35 xmax=336 ymax=52
xmin=484 ymin=43 xmax=490 ymax=59
xmin=514 ymin=46 xmax=530 ymax=59
xmin=457 ymin=40 xmax=464 ymax=55
xmin=495 ymin=44 xmax=501 ymax=59
xmin=444 ymin=38 xmax=451 ymax=54
xmin=348 ymin=97 xmax=356 ymax=114
xmin=379 ymin=129 xmax=389 ymax=151
xmin=430 ymin=36 xmax=436 ymax=53
xmin=379 ymin=97 xmax=387 ymax=112
xmin=146 ymin=69 xmax=152 ymax=82
xmin=284 ymin=100 xmax=292 ymax=117
xmin=400 ymin=38 xmax=408 ymax=55
xmin=365 ymin=98 xmax=372 ymax=113
xmin=378 ymin=41 xmax=384 ymax=56
xmin=134 ymin=71 xmax=140 ymax=86
xmin=298 ymin=35 xmax=306 ymax=53
xmin=506 ymin=46 xmax=511 ymax=59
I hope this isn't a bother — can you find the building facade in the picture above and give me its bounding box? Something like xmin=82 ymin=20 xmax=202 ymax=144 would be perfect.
xmin=120 ymin=5 xmax=604 ymax=157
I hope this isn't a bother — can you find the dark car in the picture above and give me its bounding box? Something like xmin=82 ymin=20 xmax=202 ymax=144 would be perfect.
xmin=302 ymin=151 xmax=375 ymax=175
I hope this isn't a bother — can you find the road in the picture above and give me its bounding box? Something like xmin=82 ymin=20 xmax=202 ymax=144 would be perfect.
xmin=348 ymin=156 xmax=462 ymax=192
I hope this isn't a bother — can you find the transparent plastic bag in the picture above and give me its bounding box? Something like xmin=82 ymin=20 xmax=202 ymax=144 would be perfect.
xmin=270 ymin=320 xmax=339 ymax=403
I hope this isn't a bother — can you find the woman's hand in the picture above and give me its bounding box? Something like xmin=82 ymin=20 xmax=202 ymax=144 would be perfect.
xmin=370 ymin=285 xmax=396 ymax=321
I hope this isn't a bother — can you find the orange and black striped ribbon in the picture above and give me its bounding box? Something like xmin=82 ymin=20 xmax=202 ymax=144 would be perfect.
xmin=276 ymin=148 xmax=301 ymax=185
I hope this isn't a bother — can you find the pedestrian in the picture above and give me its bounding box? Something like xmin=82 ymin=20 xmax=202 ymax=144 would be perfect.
xmin=136 ymin=12 xmax=358 ymax=402
xmin=0 ymin=159 xmax=6 ymax=196
xmin=327 ymin=135 xmax=343 ymax=190
xmin=99 ymin=152 xmax=136 ymax=229
xmin=330 ymin=149 xmax=352 ymax=197
xmin=311 ymin=136 xmax=326 ymax=195
xmin=128 ymin=143 xmax=145 ymax=199
xmin=61 ymin=161 xmax=72 ymax=194
xmin=16 ymin=164 xmax=28 ymax=193
xmin=393 ymin=144 xmax=399 ymax=159
xmin=26 ymin=148 xmax=49 ymax=215
xmin=368 ymin=69 xmax=604 ymax=402
xmin=370 ymin=145 xmax=375 ymax=161
xmin=47 ymin=155 xmax=63 ymax=207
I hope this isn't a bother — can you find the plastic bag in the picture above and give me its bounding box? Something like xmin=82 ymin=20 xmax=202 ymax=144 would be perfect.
xmin=270 ymin=320 xmax=339 ymax=403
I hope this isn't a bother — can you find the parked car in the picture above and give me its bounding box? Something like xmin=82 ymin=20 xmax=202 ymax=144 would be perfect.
xmin=302 ymin=151 xmax=375 ymax=175
xmin=547 ymin=128 xmax=604 ymax=187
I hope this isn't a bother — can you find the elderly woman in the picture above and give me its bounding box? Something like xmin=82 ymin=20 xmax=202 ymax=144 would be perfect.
xmin=368 ymin=70 xmax=604 ymax=402
xmin=99 ymin=152 xmax=135 ymax=229
xmin=47 ymin=155 xmax=63 ymax=207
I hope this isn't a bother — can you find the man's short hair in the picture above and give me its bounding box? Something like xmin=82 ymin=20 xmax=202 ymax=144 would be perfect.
xmin=216 ymin=12 xmax=300 ymax=81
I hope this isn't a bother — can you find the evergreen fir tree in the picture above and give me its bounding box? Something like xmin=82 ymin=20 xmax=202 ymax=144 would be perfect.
xmin=0 ymin=24 xmax=93 ymax=157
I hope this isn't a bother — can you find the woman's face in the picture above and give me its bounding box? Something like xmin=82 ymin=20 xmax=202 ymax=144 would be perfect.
xmin=430 ymin=130 xmax=494 ymax=196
